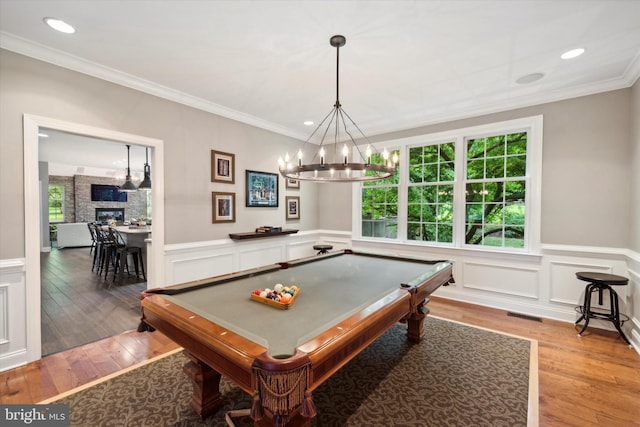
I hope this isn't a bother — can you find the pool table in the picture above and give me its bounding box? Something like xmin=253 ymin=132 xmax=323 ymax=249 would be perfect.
xmin=140 ymin=249 xmax=453 ymax=427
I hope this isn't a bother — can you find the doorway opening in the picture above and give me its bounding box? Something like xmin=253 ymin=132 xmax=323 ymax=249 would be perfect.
xmin=24 ymin=115 xmax=165 ymax=362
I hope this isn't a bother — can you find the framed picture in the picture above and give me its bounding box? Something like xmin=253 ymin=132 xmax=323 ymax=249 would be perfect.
xmin=286 ymin=196 xmax=300 ymax=220
xmin=211 ymin=150 xmax=235 ymax=183
xmin=285 ymin=178 xmax=300 ymax=189
xmin=212 ymin=192 xmax=236 ymax=223
xmin=246 ymin=170 xmax=278 ymax=207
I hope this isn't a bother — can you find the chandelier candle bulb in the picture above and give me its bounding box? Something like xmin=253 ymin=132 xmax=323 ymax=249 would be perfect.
xmin=366 ymin=145 xmax=372 ymax=165
xmin=298 ymin=150 xmax=303 ymax=166
xmin=320 ymin=147 xmax=325 ymax=166
xmin=343 ymin=144 xmax=349 ymax=165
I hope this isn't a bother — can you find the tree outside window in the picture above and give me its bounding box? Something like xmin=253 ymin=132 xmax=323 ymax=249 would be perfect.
xmin=48 ymin=184 xmax=64 ymax=222
xmin=408 ymin=142 xmax=455 ymax=243
xmin=361 ymin=150 xmax=400 ymax=239
xmin=465 ymin=132 xmax=527 ymax=248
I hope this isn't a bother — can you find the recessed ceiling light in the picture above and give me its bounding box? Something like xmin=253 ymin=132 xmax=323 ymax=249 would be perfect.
xmin=43 ymin=17 xmax=76 ymax=34
xmin=303 ymin=121 xmax=314 ymax=126
xmin=516 ymin=72 xmax=545 ymax=84
xmin=561 ymin=48 xmax=585 ymax=60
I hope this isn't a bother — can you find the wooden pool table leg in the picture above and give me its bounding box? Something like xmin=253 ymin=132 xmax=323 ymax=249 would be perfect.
xmin=183 ymin=351 xmax=224 ymax=419
xmin=406 ymin=298 xmax=430 ymax=343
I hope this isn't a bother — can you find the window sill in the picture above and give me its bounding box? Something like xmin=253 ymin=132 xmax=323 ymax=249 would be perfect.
xmin=351 ymin=238 xmax=543 ymax=263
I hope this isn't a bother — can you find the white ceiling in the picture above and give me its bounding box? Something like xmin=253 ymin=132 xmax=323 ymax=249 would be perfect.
xmin=1 ymin=0 xmax=640 ymax=175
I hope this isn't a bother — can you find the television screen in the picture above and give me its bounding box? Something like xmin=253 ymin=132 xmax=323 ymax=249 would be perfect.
xmin=90 ymin=184 xmax=128 ymax=202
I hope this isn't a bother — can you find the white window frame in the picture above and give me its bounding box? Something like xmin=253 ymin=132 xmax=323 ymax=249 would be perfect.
xmin=352 ymin=115 xmax=543 ymax=255
xmin=48 ymin=183 xmax=65 ymax=223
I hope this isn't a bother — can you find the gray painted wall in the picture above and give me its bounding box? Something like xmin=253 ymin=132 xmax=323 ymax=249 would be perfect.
xmin=319 ymin=89 xmax=636 ymax=249
xmin=0 ymin=49 xmax=318 ymax=259
xmin=1 ymin=48 xmax=637 ymax=258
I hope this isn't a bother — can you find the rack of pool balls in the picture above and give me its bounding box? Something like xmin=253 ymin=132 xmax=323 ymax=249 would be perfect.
xmin=250 ymin=284 xmax=299 ymax=309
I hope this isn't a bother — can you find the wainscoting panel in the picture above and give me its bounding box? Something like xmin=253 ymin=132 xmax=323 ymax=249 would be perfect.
xmin=286 ymin=238 xmax=318 ymax=261
xmin=165 ymin=231 xmax=324 ymax=286
xmin=170 ymin=252 xmax=236 ymax=284
xmin=238 ymin=245 xmax=284 ymax=271
xmin=0 ymin=258 xmax=27 ymax=372
xmin=462 ymin=261 xmax=539 ymax=299
xmin=0 ymin=284 xmax=8 ymax=345
xmin=548 ymin=261 xmax=613 ymax=305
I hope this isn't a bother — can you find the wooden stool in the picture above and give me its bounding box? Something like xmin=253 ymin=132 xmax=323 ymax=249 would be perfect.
xmin=313 ymin=244 xmax=332 ymax=255
xmin=575 ymin=271 xmax=630 ymax=345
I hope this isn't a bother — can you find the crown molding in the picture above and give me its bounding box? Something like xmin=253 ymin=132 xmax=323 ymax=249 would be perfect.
xmin=2 ymin=31 xmax=639 ymax=143
xmin=0 ymin=32 xmax=308 ymax=141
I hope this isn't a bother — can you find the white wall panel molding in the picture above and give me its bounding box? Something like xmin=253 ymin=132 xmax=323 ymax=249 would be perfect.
xmin=0 ymin=258 xmax=27 ymax=372
xmin=0 ymin=284 xmax=8 ymax=345
xmin=542 ymin=244 xmax=628 ymax=260
xmin=548 ymin=261 xmax=614 ymax=305
xmin=286 ymin=238 xmax=318 ymax=261
xmin=433 ymin=288 xmax=575 ymax=323
xmin=164 ymin=231 xmax=324 ymax=285
xmin=169 ymin=252 xmax=236 ymax=285
xmin=462 ymin=261 xmax=540 ymax=299
xmin=630 ymin=317 xmax=640 ymax=354
xmin=0 ymin=258 xmax=26 ymax=273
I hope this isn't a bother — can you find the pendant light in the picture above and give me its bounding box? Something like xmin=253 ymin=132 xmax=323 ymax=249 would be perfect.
xmin=137 ymin=147 xmax=152 ymax=191
xmin=120 ymin=144 xmax=138 ymax=192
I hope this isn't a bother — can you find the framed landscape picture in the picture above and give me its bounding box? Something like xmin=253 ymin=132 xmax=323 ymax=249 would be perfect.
xmin=286 ymin=196 xmax=300 ymax=220
xmin=246 ymin=170 xmax=278 ymax=207
xmin=211 ymin=150 xmax=235 ymax=184
xmin=212 ymin=192 xmax=235 ymax=223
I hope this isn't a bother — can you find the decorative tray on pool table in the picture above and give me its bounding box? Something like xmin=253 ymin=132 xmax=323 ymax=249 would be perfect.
xmin=250 ymin=285 xmax=299 ymax=310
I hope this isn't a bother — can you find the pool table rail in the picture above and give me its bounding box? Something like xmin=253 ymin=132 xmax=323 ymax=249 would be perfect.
xmin=141 ymin=293 xmax=263 ymax=394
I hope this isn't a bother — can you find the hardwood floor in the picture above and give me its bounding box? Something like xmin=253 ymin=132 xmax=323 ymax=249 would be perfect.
xmin=40 ymin=246 xmax=146 ymax=355
xmin=2 ymin=280 xmax=639 ymax=426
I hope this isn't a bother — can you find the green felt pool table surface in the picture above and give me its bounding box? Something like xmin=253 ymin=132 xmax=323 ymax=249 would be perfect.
xmin=159 ymin=250 xmax=449 ymax=356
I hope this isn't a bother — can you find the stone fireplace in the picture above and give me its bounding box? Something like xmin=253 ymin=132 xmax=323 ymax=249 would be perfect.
xmin=95 ymin=208 xmax=125 ymax=223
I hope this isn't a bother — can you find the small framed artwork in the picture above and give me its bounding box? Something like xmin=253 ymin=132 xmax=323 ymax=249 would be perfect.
xmin=212 ymin=192 xmax=236 ymax=223
xmin=286 ymin=178 xmax=300 ymax=189
xmin=286 ymin=196 xmax=300 ymax=220
xmin=211 ymin=150 xmax=235 ymax=184
xmin=246 ymin=170 xmax=279 ymax=207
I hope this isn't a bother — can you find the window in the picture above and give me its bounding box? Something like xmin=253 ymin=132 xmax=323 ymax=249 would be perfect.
xmin=465 ymin=132 xmax=527 ymax=248
xmin=48 ymin=184 xmax=64 ymax=222
xmin=361 ymin=150 xmax=400 ymax=239
xmin=355 ymin=116 xmax=542 ymax=253
xmin=407 ymin=142 xmax=455 ymax=243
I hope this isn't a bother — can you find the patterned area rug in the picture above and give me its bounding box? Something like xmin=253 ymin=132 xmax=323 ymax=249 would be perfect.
xmin=45 ymin=317 xmax=536 ymax=426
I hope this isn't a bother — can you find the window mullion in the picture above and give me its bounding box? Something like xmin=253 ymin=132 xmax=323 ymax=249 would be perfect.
xmin=454 ymin=135 xmax=466 ymax=247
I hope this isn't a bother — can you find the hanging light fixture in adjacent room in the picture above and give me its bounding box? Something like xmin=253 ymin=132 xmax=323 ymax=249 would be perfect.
xmin=137 ymin=147 xmax=152 ymax=191
xmin=120 ymin=144 xmax=138 ymax=192
xmin=278 ymin=35 xmax=398 ymax=183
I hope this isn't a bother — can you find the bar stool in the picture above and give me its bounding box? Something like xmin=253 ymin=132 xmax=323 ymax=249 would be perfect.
xmin=94 ymin=226 xmax=116 ymax=276
xmin=108 ymin=228 xmax=146 ymax=285
xmin=575 ymin=271 xmax=630 ymax=345
xmin=313 ymin=244 xmax=333 ymax=255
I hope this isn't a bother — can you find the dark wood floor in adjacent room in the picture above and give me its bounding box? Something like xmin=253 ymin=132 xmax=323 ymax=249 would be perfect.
xmin=2 ymin=249 xmax=639 ymax=426
xmin=40 ymin=246 xmax=146 ymax=355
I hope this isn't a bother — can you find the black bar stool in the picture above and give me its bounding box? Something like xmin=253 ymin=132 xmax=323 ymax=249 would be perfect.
xmin=313 ymin=244 xmax=333 ymax=255
xmin=575 ymin=271 xmax=630 ymax=345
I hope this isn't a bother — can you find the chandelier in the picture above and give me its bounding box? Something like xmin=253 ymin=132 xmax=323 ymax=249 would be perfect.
xmin=278 ymin=35 xmax=398 ymax=183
